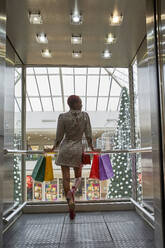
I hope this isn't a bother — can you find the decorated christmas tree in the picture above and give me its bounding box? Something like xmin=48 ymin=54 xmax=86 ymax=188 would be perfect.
xmin=108 ymin=87 xmax=132 ymax=199
xmin=14 ymin=134 xmax=22 ymax=203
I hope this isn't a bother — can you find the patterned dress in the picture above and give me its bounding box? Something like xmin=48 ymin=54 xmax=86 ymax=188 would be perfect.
xmin=54 ymin=110 xmax=92 ymax=168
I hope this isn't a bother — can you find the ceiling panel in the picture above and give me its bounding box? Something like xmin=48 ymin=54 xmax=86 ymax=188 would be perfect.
xmin=7 ymin=0 xmax=146 ymax=67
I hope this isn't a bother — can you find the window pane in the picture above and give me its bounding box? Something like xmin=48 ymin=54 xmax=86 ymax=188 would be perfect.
xmin=34 ymin=67 xmax=47 ymax=74
xmin=27 ymin=76 xmax=39 ymax=96
xmin=64 ymin=97 xmax=69 ymax=112
xmin=26 ymin=68 xmax=34 ymax=74
xmin=110 ymin=81 xmax=121 ymax=96
xmin=88 ymin=68 xmax=100 ymax=75
xmin=101 ymin=68 xmax=108 ymax=75
xmin=53 ymin=97 xmax=63 ymax=111
xmin=36 ymin=76 xmax=50 ymax=96
xmin=75 ymin=76 xmax=86 ymax=96
xmin=106 ymin=68 xmax=115 ymax=74
xmin=15 ymin=98 xmax=21 ymax=112
xmin=26 ymin=98 xmax=32 ymax=112
xmin=42 ymin=98 xmax=53 ymax=111
xmin=62 ymin=67 xmax=73 ymax=74
xmin=99 ymin=76 xmax=110 ymax=96
xmin=87 ymin=97 xmax=96 ymax=111
xmin=97 ymin=97 xmax=108 ymax=111
xmin=47 ymin=67 xmax=59 ymax=74
xmin=15 ymin=80 xmax=21 ymax=97
xmin=63 ymin=76 xmax=74 ymax=96
xmin=74 ymin=68 xmax=87 ymax=74
xmin=87 ymin=76 xmax=99 ymax=96
xmin=108 ymin=97 xmax=119 ymax=111
xmin=49 ymin=76 xmax=61 ymax=96
xmin=30 ymin=98 xmax=42 ymax=111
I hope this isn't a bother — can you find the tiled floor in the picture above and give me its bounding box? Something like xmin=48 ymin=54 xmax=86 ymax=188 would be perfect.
xmin=3 ymin=211 xmax=155 ymax=248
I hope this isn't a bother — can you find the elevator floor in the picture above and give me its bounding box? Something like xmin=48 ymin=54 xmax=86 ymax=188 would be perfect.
xmin=3 ymin=210 xmax=155 ymax=248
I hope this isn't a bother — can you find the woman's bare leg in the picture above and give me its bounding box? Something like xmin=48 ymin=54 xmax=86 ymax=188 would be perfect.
xmin=72 ymin=165 xmax=82 ymax=194
xmin=61 ymin=166 xmax=71 ymax=199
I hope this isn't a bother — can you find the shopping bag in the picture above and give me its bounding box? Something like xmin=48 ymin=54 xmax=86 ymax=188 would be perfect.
xmin=32 ymin=156 xmax=46 ymax=182
xmin=82 ymin=152 xmax=91 ymax=165
xmin=99 ymin=154 xmax=114 ymax=181
xmin=89 ymin=154 xmax=100 ymax=179
xmin=44 ymin=156 xmax=54 ymax=181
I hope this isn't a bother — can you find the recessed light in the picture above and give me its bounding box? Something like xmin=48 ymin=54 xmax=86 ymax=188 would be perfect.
xmin=70 ymin=13 xmax=83 ymax=25
xmin=109 ymin=13 xmax=123 ymax=26
xmin=72 ymin=51 xmax=82 ymax=58
xmin=36 ymin=33 xmax=48 ymax=43
xmin=102 ymin=50 xmax=111 ymax=59
xmin=105 ymin=33 xmax=116 ymax=44
xmin=41 ymin=49 xmax=52 ymax=58
xmin=28 ymin=11 xmax=43 ymax=24
xmin=71 ymin=34 xmax=82 ymax=44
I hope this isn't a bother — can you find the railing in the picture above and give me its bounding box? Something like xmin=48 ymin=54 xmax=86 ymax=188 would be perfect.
xmin=4 ymin=147 xmax=152 ymax=155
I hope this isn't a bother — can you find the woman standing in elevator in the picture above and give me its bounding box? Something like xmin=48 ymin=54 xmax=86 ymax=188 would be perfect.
xmin=44 ymin=95 xmax=94 ymax=219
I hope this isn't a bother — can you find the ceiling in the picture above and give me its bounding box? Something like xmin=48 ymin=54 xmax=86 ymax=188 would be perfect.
xmin=7 ymin=0 xmax=146 ymax=67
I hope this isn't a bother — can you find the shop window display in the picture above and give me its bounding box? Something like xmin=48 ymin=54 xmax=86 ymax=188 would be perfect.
xmin=27 ymin=175 xmax=33 ymax=201
xmin=34 ymin=182 xmax=42 ymax=200
xmin=45 ymin=180 xmax=57 ymax=201
xmin=86 ymin=179 xmax=100 ymax=200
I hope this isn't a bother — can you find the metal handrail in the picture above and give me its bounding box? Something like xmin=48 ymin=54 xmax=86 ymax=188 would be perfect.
xmin=4 ymin=147 xmax=152 ymax=155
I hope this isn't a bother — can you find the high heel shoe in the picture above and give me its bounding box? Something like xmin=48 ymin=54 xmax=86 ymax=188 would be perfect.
xmin=66 ymin=190 xmax=76 ymax=220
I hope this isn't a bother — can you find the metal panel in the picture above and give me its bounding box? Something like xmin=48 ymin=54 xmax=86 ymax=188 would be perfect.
xmin=0 ymin=0 xmax=6 ymax=246
xmin=136 ymin=38 xmax=154 ymax=211
xmin=146 ymin=0 xmax=165 ymax=247
xmin=3 ymin=40 xmax=15 ymax=213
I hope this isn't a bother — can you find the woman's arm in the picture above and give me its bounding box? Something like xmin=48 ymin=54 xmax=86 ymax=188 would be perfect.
xmin=84 ymin=112 xmax=94 ymax=151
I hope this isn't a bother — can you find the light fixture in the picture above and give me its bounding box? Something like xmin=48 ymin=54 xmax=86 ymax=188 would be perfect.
xmin=102 ymin=49 xmax=111 ymax=59
xmin=41 ymin=49 xmax=52 ymax=58
xmin=109 ymin=13 xmax=123 ymax=26
xmin=36 ymin=33 xmax=48 ymax=43
xmin=28 ymin=11 xmax=43 ymax=24
xmin=105 ymin=33 xmax=116 ymax=44
xmin=72 ymin=51 xmax=82 ymax=58
xmin=70 ymin=13 xmax=83 ymax=24
xmin=71 ymin=34 xmax=82 ymax=44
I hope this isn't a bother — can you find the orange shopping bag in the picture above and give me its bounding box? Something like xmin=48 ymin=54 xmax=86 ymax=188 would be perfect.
xmin=44 ymin=156 xmax=54 ymax=181
xmin=89 ymin=154 xmax=100 ymax=179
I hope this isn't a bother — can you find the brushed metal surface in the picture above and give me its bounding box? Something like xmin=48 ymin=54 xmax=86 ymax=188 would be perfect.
xmin=146 ymin=0 xmax=165 ymax=247
xmin=136 ymin=37 xmax=154 ymax=211
xmin=3 ymin=40 xmax=15 ymax=213
xmin=0 ymin=0 xmax=6 ymax=246
xmin=6 ymin=0 xmax=146 ymax=67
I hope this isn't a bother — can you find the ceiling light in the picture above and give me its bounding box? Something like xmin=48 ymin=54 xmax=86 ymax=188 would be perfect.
xmin=41 ymin=49 xmax=52 ymax=58
xmin=109 ymin=13 xmax=123 ymax=26
xmin=70 ymin=13 xmax=83 ymax=25
xmin=102 ymin=50 xmax=111 ymax=59
xmin=29 ymin=11 xmax=43 ymax=24
xmin=72 ymin=51 xmax=82 ymax=58
xmin=71 ymin=34 xmax=82 ymax=44
xmin=105 ymin=33 xmax=116 ymax=44
xmin=36 ymin=33 xmax=48 ymax=43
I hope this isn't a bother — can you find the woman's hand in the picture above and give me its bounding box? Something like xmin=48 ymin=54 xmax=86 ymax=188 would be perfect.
xmin=44 ymin=146 xmax=55 ymax=153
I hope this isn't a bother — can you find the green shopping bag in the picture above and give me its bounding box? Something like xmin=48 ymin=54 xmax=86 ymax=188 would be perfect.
xmin=32 ymin=156 xmax=46 ymax=182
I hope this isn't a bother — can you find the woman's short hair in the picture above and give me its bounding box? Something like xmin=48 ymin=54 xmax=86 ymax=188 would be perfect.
xmin=67 ymin=95 xmax=81 ymax=108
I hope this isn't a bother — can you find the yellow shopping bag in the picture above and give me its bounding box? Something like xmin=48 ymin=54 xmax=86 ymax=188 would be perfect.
xmin=44 ymin=156 xmax=54 ymax=181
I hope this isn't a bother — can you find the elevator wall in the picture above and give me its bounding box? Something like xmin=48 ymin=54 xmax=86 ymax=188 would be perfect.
xmin=0 ymin=0 xmax=6 ymax=245
xmin=136 ymin=37 xmax=154 ymax=211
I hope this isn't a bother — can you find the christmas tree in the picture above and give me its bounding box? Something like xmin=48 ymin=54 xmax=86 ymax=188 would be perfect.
xmin=14 ymin=134 xmax=22 ymax=203
xmin=108 ymin=87 xmax=132 ymax=199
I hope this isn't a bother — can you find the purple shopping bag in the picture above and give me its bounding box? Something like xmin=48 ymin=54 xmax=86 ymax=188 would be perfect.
xmin=99 ymin=154 xmax=114 ymax=181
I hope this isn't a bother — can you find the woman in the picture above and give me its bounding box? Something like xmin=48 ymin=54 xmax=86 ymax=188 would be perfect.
xmin=44 ymin=95 xmax=94 ymax=219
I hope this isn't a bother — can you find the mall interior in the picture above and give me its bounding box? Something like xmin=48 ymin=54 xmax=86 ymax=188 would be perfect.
xmin=0 ymin=0 xmax=165 ymax=247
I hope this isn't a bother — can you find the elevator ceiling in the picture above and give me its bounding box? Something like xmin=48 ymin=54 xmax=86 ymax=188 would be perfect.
xmin=7 ymin=0 xmax=146 ymax=67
